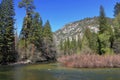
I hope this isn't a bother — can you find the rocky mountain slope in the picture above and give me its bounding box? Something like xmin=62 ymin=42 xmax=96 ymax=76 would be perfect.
xmin=54 ymin=17 xmax=113 ymax=46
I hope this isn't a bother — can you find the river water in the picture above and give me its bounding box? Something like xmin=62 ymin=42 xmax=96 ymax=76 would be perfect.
xmin=0 ymin=63 xmax=120 ymax=80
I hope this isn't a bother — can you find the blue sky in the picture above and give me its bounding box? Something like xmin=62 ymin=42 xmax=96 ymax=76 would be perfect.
xmin=1 ymin=0 xmax=120 ymax=34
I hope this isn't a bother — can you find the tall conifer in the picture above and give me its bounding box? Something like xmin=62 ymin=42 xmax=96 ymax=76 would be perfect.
xmin=98 ymin=5 xmax=112 ymax=55
xmin=0 ymin=0 xmax=16 ymax=64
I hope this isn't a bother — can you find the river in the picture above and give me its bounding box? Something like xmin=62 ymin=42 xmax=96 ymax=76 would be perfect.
xmin=0 ymin=63 xmax=120 ymax=80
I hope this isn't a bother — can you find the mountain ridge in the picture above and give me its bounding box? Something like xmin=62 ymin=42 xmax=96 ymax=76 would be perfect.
xmin=54 ymin=16 xmax=113 ymax=46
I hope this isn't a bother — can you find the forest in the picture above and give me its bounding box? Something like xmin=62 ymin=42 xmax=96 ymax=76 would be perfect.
xmin=0 ymin=0 xmax=120 ymax=67
xmin=0 ymin=0 xmax=56 ymax=65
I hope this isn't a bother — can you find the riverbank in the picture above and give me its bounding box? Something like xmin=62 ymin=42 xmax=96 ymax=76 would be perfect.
xmin=8 ymin=59 xmax=56 ymax=66
xmin=0 ymin=63 xmax=120 ymax=80
xmin=57 ymin=54 xmax=120 ymax=68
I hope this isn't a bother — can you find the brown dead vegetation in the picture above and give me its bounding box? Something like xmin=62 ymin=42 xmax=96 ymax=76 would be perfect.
xmin=57 ymin=54 xmax=120 ymax=68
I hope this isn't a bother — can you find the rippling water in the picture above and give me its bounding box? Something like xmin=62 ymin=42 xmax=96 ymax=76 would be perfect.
xmin=0 ymin=64 xmax=120 ymax=80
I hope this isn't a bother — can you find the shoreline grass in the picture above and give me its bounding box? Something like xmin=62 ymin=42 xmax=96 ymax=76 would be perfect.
xmin=57 ymin=54 xmax=120 ymax=68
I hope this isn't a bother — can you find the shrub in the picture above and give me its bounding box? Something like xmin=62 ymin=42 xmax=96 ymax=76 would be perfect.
xmin=57 ymin=54 xmax=120 ymax=68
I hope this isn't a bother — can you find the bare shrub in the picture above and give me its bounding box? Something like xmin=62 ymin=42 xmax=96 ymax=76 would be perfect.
xmin=57 ymin=54 xmax=120 ymax=68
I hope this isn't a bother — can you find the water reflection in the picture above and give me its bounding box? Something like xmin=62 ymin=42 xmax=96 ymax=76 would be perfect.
xmin=13 ymin=66 xmax=57 ymax=80
xmin=14 ymin=66 xmax=24 ymax=80
xmin=0 ymin=64 xmax=120 ymax=80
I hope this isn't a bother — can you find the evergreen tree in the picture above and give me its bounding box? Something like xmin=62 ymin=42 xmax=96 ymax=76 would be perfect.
xmin=58 ymin=39 xmax=64 ymax=55
xmin=70 ymin=37 xmax=77 ymax=54
xmin=77 ymin=35 xmax=82 ymax=53
xmin=43 ymin=20 xmax=53 ymax=42
xmin=98 ymin=5 xmax=112 ymax=55
xmin=19 ymin=0 xmax=35 ymax=15
xmin=84 ymin=28 xmax=98 ymax=53
xmin=59 ymin=39 xmax=63 ymax=50
xmin=114 ymin=2 xmax=120 ymax=17
xmin=113 ymin=13 xmax=120 ymax=54
xmin=18 ymin=0 xmax=35 ymax=59
xmin=43 ymin=20 xmax=56 ymax=60
xmin=99 ymin=6 xmax=108 ymax=34
xmin=114 ymin=13 xmax=120 ymax=39
xmin=81 ymin=32 xmax=90 ymax=54
xmin=0 ymin=0 xmax=16 ymax=64
xmin=19 ymin=16 xmax=33 ymax=59
xmin=64 ymin=39 xmax=67 ymax=55
xmin=31 ymin=12 xmax=43 ymax=52
xmin=67 ymin=37 xmax=71 ymax=54
xmin=61 ymin=37 xmax=72 ymax=55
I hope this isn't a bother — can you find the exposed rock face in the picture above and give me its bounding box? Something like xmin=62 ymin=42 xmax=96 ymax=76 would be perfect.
xmin=54 ymin=17 xmax=113 ymax=46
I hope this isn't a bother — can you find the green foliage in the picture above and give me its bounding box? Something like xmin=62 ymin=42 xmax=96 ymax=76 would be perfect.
xmin=18 ymin=0 xmax=35 ymax=14
xmin=18 ymin=0 xmax=56 ymax=61
xmin=114 ymin=13 xmax=120 ymax=39
xmin=30 ymin=12 xmax=43 ymax=51
xmin=18 ymin=0 xmax=35 ymax=60
xmin=84 ymin=28 xmax=98 ymax=53
xmin=77 ymin=36 xmax=82 ymax=51
xmin=60 ymin=37 xmax=78 ymax=55
xmin=0 ymin=0 xmax=17 ymax=64
xmin=99 ymin=6 xmax=107 ymax=33
xmin=113 ymin=12 xmax=120 ymax=53
xmin=60 ymin=29 xmax=97 ymax=55
xmin=43 ymin=20 xmax=53 ymax=42
xmin=59 ymin=5 xmax=114 ymax=55
xmin=113 ymin=2 xmax=120 ymax=54
xmin=114 ymin=3 xmax=120 ymax=46
xmin=114 ymin=2 xmax=120 ymax=17
xmin=70 ymin=37 xmax=77 ymax=54
xmin=43 ymin=20 xmax=56 ymax=59
xmin=98 ymin=5 xmax=113 ymax=55
xmin=59 ymin=40 xmax=63 ymax=50
xmin=98 ymin=33 xmax=111 ymax=54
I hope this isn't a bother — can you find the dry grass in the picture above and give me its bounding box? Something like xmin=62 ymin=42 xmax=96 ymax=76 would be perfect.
xmin=57 ymin=54 xmax=120 ymax=68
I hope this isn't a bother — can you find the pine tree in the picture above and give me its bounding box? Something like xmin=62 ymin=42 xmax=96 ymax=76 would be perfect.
xmin=114 ymin=2 xmax=120 ymax=17
xmin=18 ymin=0 xmax=35 ymax=59
xmin=114 ymin=3 xmax=120 ymax=40
xmin=43 ymin=20 xmax=56 ymax=60
xmin=0 ymin=0 xmax=16 ymax=64
xmin=59 ymin=39 xmax=65 ymax=55
xmin=31 ymin=12 xmax=43 ymax=52
xmin=19 ymin=16 xmax=33 ymax=59
xmin=98 ymin=5 xmax=112 ymax=55
xmin=59 ymin=40 xmax=63 ymax=50
xmin=77 ymin=35 xmax=82 ymax=53
xmin=81 ymin=32 xmax=90 ymax=54
xmin=43 ymin=20 xmax=53 ymax=42
xmin=63 ymin=39 xmax=67 ymax=55
xmin=84 ymin=28 xmax=98 ymax=53
xmin=70 ymin=37 xmax=77 ymax=54
xmin=113 ymin=12 xmax=120 ymax=53
xmin=99 ymin=6 xmax=108 ymax=34
xmin=19 ymin=0 xmax=35 ymax=15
